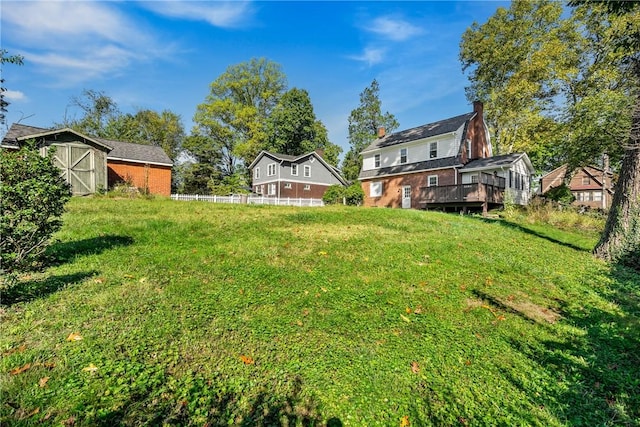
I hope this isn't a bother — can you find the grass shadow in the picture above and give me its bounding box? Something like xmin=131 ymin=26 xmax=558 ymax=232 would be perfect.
xmin=497 ymin=263 xmax=640 ymax=425
xmin=1 ymin=271 xmax=98 ymax=306
xmin=84 ymin=376 xmax=338 ymax=427
xmin=472 ymin=216 xmax=591 ymax=252
xmin=46 ymin=235 xmax=134 ymax=266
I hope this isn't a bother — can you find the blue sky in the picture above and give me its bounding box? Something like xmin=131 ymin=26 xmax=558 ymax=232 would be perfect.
xmin=1 ymin=1 xmax=506 ymax=158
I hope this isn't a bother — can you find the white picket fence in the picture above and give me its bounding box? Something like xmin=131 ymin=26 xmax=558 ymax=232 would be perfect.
xmin=171 ymin=194 xmax=324 ymax=207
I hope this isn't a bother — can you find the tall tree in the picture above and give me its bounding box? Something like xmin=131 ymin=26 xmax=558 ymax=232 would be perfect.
xmin=58 ymin=89 xmax=121 ymax=137
xmin=0 ymin=49 xmax=24 ymax=129
xmin=459 ymin=0 xmax=576 ymax=168
xmin=191 ymin=57 xmax=287 ymax=178
xmin=341 ymin=79 xmax=399 ymax=181
xmin=570 ymin=0 xmax=640 ymax=267
xmin=264 ymin=88 xmax=341 ymax=166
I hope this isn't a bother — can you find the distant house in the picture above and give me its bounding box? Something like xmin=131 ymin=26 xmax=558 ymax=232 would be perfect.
xmin=539 ymin=164 xmax=614 ymax=209
xmin=1 ymin=123 xmax=173 ymax=196
xmin=358 ymin=102 xmax=534 ymax=213
xmin=248 ymin=150 xmax=347 ymax=199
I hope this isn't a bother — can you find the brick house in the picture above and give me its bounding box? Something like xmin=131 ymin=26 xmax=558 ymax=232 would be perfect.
xmin=249 ymin=150 xmax=347 ymax=199
xmin=358 ymin=102 xmax=534 ymax=213
xmin=1 ymin=123 xmax=173 ymax=196
xmin=539 ymin=164 xmax=614 ymax=209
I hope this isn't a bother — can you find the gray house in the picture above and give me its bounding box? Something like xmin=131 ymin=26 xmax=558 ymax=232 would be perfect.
xmin=248 ymin=150 xmax=347 ymax=199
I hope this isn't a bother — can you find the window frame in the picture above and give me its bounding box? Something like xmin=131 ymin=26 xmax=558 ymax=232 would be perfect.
xmin=291 ymin=164 xmax=298 ymax=176
xmin=370 ymin=181 xmax=383 ymax=197
xmin=304 ymin=165 xmax=311 ymax=178
xmin=400 ymin=148 xmax=408 ymax=164
xmin=429 ymin=142 xmax=438 ymax=159
xmin=428 ymin=175 xmax=438 ymax=187
xmin=267 ymin=163 xmax=276 ymax=177
xmin=254 ymin=167 xmax=260 ymax=179
xmin=374 ymin=154 xmax=381 ymax=168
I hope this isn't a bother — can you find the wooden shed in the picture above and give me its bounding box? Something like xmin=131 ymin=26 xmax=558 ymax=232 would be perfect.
xmin=2 ymin=124 xmax=173 ymax=196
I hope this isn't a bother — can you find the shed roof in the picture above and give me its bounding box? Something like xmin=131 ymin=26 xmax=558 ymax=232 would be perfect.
xmin=2 ymin=123 xmax=172 ymax=166
xmin=359 ymin=157 xmax=462 ymax=180
xmin=461 ymin=153 xmax=534 ymax=172
xmin=361 ymin=112 xmax=475 ymax=154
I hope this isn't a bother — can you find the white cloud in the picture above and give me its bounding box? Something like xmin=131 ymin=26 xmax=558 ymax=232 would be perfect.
xmin=366 ymin=16 xmax=423 ymax=42
xmin=349 ymin=47 xmax=386 ymax=66
xmin=142 ymin=1 xmax=254 ymax=28
xmin=3 ymin=90 xmax=27 ymax=102
xmin=0 ymin=1 xmax=168 ymax=86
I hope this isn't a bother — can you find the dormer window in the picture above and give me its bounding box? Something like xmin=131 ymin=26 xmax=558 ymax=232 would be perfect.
xmin=374 ymin=154 xmax=381 ymax=168
xmin=466 ymin=138 xmax=472 ymax=159
xmin=267 ymin=163 xmax=276 ymax=176
xmin=429 ymin=142 xmax=438 ymax=159
xmin=400 ymin=148 xmax=408 ymax=164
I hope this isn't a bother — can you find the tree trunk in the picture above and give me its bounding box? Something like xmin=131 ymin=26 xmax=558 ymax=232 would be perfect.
xmin=593 ymin=63 xmax=640 ymax=266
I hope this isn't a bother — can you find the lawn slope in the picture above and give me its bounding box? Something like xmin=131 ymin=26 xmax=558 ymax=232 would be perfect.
xmin=1 ymin=198 xmax=638 ymax=426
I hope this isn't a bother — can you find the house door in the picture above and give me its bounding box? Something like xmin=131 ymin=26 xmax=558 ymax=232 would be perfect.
xmin=402 ymin=185 xmax=412 ymax=209
xmin=51 ymin=144 xmax=96 ymax=195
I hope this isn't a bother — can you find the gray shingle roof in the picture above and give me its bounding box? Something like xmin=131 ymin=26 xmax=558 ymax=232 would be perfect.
xmin=461 ymin=153 xmax=527 ymax=171
xmin=359 ymin=157 xmax=463 ymax=180
xmin=361 ymin=112 xmax=476 ymax=153
xmin=1 ymin=124 xmax=172 ymax=166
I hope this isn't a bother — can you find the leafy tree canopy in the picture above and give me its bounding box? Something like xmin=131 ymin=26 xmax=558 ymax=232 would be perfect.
xmin=0 ymin=49 xmax=24 ymax=128
xmin=342 ymin=79 xmax=398 ymax=181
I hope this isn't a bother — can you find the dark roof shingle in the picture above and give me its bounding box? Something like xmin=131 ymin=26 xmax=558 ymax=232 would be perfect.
xmin=361 ymin=112 xmax=475 ymax=153
xmin=359 ymin=157 xmax=462 ymax=180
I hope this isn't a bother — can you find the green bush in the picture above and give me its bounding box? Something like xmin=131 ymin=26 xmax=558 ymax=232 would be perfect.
xmin=322 ymin=183 xmax=364 ymax=206
xmin=322 ymin=184 xmax=345 ymax=205
xmin=544 ymin=183 xmax=575 ymax=205
xmin=0 ymin=140 xmax=72 ymax=282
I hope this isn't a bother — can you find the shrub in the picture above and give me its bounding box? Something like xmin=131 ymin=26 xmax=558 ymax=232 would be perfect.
xmin=544 ymin=184 xmax=575 ymax=205
xmin=0 ymin=140 xmax=72 ymax=282
xmin=322 ymin=183 xmax=364 ymax=206
xmin=322 ymin=184 xmax=345 ymax=205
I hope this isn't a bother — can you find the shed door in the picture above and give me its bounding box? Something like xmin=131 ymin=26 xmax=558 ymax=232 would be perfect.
xmin=51 ymin=143 xmax=95 ymax=195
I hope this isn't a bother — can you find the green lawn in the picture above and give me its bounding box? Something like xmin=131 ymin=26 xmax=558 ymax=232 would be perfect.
xmin=1 ymin=198 xmax=638 ymax=426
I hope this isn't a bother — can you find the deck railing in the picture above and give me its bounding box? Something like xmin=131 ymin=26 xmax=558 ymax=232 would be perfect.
xmin=421 ymin=182 xmax=504 ymax=204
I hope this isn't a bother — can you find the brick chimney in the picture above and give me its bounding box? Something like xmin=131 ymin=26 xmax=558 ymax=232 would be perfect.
xmin=378 ymin=127 xmax=386 ymax=138
xmin=315 ymin=149 xmax=324 ymax=159
xmin=473 ymin=100 xmax=483 ymax=115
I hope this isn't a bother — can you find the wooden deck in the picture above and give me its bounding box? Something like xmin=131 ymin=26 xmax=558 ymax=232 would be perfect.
xmin=419 ymin=181 xmax=505 ymax=214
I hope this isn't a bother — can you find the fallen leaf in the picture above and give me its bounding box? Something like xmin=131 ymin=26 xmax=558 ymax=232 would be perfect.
xmin=321 ymin=287 xmax=328 ymax=292
xmin=123 ymin=274 xmax=135 ymax=279
xmin=400 ymin=314 xmax=411 ymax=323
xmin=400 ymin=415 xmax=410 ymax=427
xmin=10 ymin=363 xmax=32 ymax=375
xmin=410 ymin=361 xmax=420 ymax=374
xmin=465 ymin=359 xmax=472 ymax=366
xmin=66 ymin=332 xmax=83 ymax=342
xmin=2 ymin=344 xmax=27 ymax=356
xmin=405 ymin=307 xmax=412 ymax=314
xmin=139 ymin=277 xmax=147 ymax=283
xmin=82 ymin=363 xmax=98 ymax=373
xmin=497 ymin=315 xmax=506 ymax=321
xmin=240 ymin=355 xmax=254 ymax=365
xmin=26 ymin=407 xmax=40 ymax=418
xmin=94 ymin=277 xmax=106 ymax=284
xmin=296 ymin=320 xmax=303 ymax=327
xmin=318 ymin=251 xmax=328 ymax=256
xmin=38 ymin=376 xmax=50 ymax=388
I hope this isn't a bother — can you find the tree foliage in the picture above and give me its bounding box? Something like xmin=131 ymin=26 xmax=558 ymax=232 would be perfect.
xmin=1 ymin=141 xmax=72 ymax=283
xmin=265 ymin=88 xmax=341 ymax=166
xmin=1 ymin=49 xmax=25 ymax=128
xmin=342 ymin=79 xmax=399 ymax=181
xmin=322 ymin=183 xmax=364 ymax=206
xmin=191 ymin=58 xmax=287 ymax=177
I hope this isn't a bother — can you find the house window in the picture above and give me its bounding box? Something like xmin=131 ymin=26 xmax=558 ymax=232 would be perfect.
xmin=291 ymin=164 xmax=298 ymax=176
xmin=255 ymin=185 xmax=261 ymax=194
xmin=471 ymin=174 xmax=479 ymax=184
xmin=267 ymin=163 xmax=276 ymax=176
xmin=582 ymin=176 xmax=590 ymax=185
xmin=509 ymin=171 xmax=513 ymax=188
xmin=268 ymin=183 xmax=276 ymax=195
xmin=304 ymin=184 xmax=311 ymax=191
xmin=466 ymin=138 xmax=472 ymax=159
xmin=254 ymin=167 xmax=260 ymax=179
xmin=429 ymin=142 xmax=438 ymax=159
xmin=400 ymin=148 xmax=408 ymax=164
xmin=304 ymin=165 xmax=311 ymax=177
xmin=428 ymin=175 xmax=438 ymax=187
xmin=370 ymin=181 xmax=383 ymax=197
xmin=593 ymin=191 xmax=602 ymax=201
xmin=374 ymin=154 xmax=381 ymax=168
xmin=284 ymin=183 xmax=292 ymax=189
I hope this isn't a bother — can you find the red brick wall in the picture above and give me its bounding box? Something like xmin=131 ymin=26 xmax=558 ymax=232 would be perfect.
xmin=362 ymin=169 xmax=457 ymax=208
xmin=107 ymin=160 xmax=172 ymax=196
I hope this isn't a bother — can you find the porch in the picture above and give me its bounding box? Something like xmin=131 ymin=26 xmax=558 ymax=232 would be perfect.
xmin=419 ymin=173 xmax=506 ymax=214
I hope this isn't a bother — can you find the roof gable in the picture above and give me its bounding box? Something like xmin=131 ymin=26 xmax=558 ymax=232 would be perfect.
xmin=361 ymin=112 xmax=475 ymax=153
xmin=2 ymin=124 xmax=172 ymax=166
xmin=249 ymin=150 xmax=347 ymax=186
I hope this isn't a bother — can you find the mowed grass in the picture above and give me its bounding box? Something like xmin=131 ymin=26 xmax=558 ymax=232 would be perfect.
xmin=1 ymin=198 xmax=638 ymax=426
